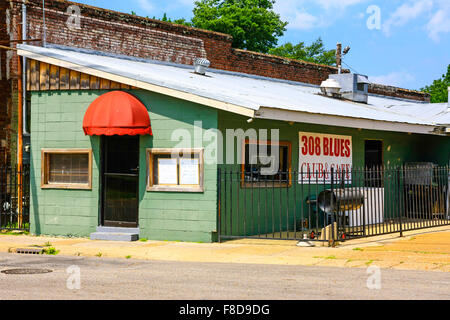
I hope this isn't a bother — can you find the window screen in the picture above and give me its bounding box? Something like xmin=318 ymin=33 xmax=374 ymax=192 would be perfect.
xmin=48 ymin=153 xmax=89 ymax=184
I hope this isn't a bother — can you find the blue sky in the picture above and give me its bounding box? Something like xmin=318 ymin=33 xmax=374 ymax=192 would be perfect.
xmin=74 ymin=0 xmax=450 ymax=90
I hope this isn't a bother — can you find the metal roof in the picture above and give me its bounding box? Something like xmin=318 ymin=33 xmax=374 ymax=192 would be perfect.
xmin=17 ymin=44 xmax=450 ymax=131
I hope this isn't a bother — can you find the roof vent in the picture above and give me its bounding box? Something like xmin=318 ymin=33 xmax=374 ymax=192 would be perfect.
xmin=320 ymin=78 xmax=342 ymax=98
xmin=194 ymin=58 xmax=210 ymax=75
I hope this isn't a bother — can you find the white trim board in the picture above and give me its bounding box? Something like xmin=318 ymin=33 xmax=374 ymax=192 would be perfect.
xmin=257 ymin=107 xmax=440 ymax=135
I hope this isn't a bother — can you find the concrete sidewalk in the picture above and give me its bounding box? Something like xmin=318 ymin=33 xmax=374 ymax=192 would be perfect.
xmin=1 ymin=226 xmax=449 ymax=272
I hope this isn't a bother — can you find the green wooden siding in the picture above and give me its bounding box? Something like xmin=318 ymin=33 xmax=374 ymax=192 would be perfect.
xmin=30 ymin=90 xmax=218 ymax=242
xmin=217 ymin=111 xmax=450 ymax=237
xmin=29 ymin=89 xmax=449 ymax=242
xmin=30 ymin=91 xmax=101 ymax=237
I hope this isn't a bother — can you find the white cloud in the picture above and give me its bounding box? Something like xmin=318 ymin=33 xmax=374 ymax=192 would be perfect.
xmin=426 ymin=1 xmax=450 ymax=42
xmin=381 ymin=0 xmax=450 ymax=41
xmin=315 ymin=0 xmax=366 ymax=10
xmin=370 ymin=72 xmax=416 ymax=87
xmin=274 ymin=0 xmax=365 ymax=31
xmin=135 ymin=0 xmax=154 ymax=13
xmin=288 ymin=11 xmax=323 ymax=30
xmin=382 ymin=0 xmax=433 ymax=36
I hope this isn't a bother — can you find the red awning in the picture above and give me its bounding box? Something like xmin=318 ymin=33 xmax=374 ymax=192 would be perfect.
xmin=83 ymin=91 xmax=152 ymax=136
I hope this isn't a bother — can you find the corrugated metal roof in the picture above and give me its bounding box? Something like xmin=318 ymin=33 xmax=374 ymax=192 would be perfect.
xmin=18 ymin=44 xmax=450 ymax=128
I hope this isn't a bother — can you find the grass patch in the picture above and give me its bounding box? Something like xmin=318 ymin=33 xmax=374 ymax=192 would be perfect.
xmin=0 ymin=230 xmax=29 ymax=236
xmin=95 ymin=252 xmax=102 ymax=257
xmin=42 ymin=247 xmax=59 ymax=255
xmin=44 ymin=241 xmax=52 ymax=247
xmin=139 ymin=238 xmax=148 ymax=242
xmin=313 ymin=255 xmax=336 ymax=259
xmin=365 ymin=260 xmax=374 ymax=266
xmin=352 ymin=247 xmax=363 ymax=251
xmin=125 ymin=255 xmax=131 ymax=259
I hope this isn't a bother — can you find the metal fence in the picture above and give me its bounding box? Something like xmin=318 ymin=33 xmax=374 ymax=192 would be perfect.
xmin=0 ymin=165 xmax=30 ymax=231
xmin=218 ymin=165 xmax=450 ymax=244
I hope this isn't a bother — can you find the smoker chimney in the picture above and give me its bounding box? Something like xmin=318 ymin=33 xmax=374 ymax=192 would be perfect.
xmin=194 ymin=58 xmax=210 ymax=75
xmin=336 ymin=43 xmax=342 ymax=74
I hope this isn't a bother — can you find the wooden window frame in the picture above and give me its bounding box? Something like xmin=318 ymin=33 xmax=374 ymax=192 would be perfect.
xmin=146 ymin=148 xmax=204 ymax=193
xmin=41 ymin=148 xmax=93 ymax=190
xmin=241 ymin=140 xmax=292 ymax=188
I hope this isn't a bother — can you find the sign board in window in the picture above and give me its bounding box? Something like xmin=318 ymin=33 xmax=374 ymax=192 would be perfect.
xmin=157 ymin=158 xmax=178 ymax=185
xmin=179 ymin=158 xmax=200 ymax=185
xmin=298 ymin=132 xmax=352 ymax=183
xmin=147 ymin=148 xmax=204 ymax=192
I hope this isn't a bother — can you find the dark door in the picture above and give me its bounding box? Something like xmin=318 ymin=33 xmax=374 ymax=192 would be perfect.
xmin=364 ymin=140 xmax=383 ymax=187
xmin=101 ymin=135 xmax=139 ymax=228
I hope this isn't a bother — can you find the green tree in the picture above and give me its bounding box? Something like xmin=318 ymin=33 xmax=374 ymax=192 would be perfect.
xmin=191 ymin=0 xmax=287 ymax=53
xmin=268 ymin=38 xmax=336 ymax=66
xmin=421 ymin=65 xmax=450 ymax=103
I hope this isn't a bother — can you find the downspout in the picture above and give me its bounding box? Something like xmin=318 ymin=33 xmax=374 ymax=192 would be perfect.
xmin=17 ymin=7 xmax=23 ymax=227
xmin=42 ymin=0 xmax=46 ymax=47
xmin=22 ymin=1 xmax=27 ymax=135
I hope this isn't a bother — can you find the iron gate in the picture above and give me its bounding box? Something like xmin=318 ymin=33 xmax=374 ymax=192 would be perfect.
xmin=218 ymin=165 xmax=450 ymax=243
xmin=0 ymin=165 xmax=30 ymax=231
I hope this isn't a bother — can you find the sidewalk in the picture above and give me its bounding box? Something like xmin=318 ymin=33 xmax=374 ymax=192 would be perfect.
xmin=1 ymin=226 xmax=449 ymax=272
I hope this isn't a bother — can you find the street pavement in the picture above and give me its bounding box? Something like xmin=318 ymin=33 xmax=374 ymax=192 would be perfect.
xmin=0 ymin=252 xmax=449 ymax=300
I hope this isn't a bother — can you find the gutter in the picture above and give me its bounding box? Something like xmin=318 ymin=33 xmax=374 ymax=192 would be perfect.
xmin=256 ymin=107 xmax=442 ymax=136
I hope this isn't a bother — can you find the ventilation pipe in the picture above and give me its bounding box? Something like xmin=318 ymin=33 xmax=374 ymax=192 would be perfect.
xmin=194 ymin=58 xmax=210 ymax=75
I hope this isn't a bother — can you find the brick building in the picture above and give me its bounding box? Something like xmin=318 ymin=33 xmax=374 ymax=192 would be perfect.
xmin=0 ymin=0 xmax=430 ymax=167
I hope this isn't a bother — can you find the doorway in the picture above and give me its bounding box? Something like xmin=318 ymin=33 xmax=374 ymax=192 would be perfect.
xmin=364 ymin=140 xmax=383 ymax=187
xmin=101 ymin=135 xmax=139 ymax=228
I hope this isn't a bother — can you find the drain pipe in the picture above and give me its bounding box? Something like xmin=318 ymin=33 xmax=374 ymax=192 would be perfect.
xmin=17 ymin=12 xmax=23 ymax=227
xmin=42 ymin=0 xmax=46 ymax=47
xmin=22 ymin=1 xmax=28 ymax=135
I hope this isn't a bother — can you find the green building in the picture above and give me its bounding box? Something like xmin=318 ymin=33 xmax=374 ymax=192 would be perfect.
xmin=18 ymin=44 xmax=450 ymax=242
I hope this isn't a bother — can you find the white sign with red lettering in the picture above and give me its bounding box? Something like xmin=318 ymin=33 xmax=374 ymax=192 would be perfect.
xmin=298 ymin=132 xmax=352 ymax=183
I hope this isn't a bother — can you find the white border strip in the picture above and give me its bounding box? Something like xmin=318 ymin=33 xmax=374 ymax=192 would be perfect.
xmin=257 ymin=107 xmax=439 ymax=135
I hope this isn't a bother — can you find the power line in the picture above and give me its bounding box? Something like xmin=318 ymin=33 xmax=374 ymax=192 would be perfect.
xmin=342 ymin=59 xmax=375 ymax=84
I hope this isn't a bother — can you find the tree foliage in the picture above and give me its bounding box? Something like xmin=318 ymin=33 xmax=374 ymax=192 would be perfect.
xmin=191 ymin=0 xmax=287 ymax=53
xmin=421 ymin=65 xmax=450 ymax=103
xmin=268 ymin=38 xmax=336 ymax=66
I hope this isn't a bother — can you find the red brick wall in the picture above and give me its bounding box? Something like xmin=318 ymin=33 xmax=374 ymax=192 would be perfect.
xmin=18 ymin=0 xmax=342 ymax=86
xmin=0 ymin=0 xmax=431 ymax=164
xmin=16 ymin=0 xmax=430 ymax=98
xmin=1 ymin=0 xmax=430 ymax=165
xmin=369 ymin=83 xmax=430 ymax=102
xmin=0 ymin=0 xmax=11 ymax=166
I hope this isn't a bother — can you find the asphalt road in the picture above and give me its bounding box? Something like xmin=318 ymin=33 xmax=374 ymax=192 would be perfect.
xmin=0 ymin=252 xmax=449 ymax=300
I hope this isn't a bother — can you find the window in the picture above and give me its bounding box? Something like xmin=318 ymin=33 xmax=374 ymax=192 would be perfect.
xmin=147 ymin=148 xmax=204 ymax=192
xmin=41 ymin=149 xmax=92 ymax=189
xmin=241 ymin=140 xmax=292 ymax=187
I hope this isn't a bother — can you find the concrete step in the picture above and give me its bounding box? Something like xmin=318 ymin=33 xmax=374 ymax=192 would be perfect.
xmin=96 ymin=226 xmax=139 ymax=234
xmin=90 ymin=232 xmax=139 ymax=241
